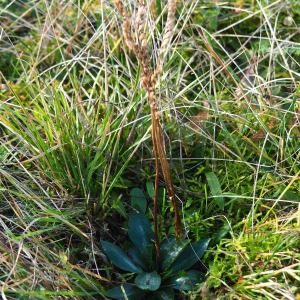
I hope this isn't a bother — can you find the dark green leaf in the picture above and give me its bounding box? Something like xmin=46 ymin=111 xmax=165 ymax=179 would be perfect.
xmin=100 ymin=241 xmax=143 ymax=274
xmin=106 ymin=284 xmax=147 ymax=300
xmin=130 ymin=188 xmax=147 ymax=213
xmin=167 ymin=270 xmax=206 ymax=291
xmin=158 ymin=187 xmax=166 ymax=202
xmin=205 ymin=172 xmax=224 ymax=210
xmin=127 ymin=245 xmax=148 ymax=271
xmin=161 ymin=238 xmax=189 ymax=271
xmin=128 ymin=211 xmax=154 ymax=254
xmin=160 ymin=236 xmax=176 ymax=249
xmin=134 ymin=271 xmax=161 ymax=291
xmin=142 ymin=243 xmax=156 ymax=270
xmin=152 ymin=287 xmax=174 ymax=299
xmin=169 ymin=238 xmax=210 ymax=274
xmin=146 ymin=181 xmax=155 ymax=198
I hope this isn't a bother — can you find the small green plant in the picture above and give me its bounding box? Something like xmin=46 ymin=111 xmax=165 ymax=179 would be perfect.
xmin=100 ymin=211 xmax=210 ymax=299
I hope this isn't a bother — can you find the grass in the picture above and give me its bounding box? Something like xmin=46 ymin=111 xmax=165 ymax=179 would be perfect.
xmin=0 ymin=0 xmax=299 ymax=299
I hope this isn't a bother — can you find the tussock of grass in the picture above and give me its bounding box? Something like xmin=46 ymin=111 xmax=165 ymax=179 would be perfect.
xmin=0 ymin=0 xmax=299 ymax=299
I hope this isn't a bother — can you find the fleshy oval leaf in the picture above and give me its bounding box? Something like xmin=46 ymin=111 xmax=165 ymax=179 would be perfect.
xmin=100 ymin=241 xmax=143 ymax=274
xmin=128 ymin=211 xmax=154 ymax=253
xmin=134 ymin=271 xmax=161 ymax=291
xmin=167 ymin=270 xmax=206 ymax=291
xmin=169 ymin=238 xmax=210 ymax=274
xmin=106 ymin=284 xmax=147 ymax=300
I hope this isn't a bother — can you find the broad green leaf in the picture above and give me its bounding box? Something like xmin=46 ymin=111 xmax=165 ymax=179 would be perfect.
xmin=169 ymin=238 xmax=210 ymax=274
xmin=128 ymin=211 xmax=154 ymax=254
xmin=130 ymin=188 xmax=147 ymax=213
xmin=146 ymin=181 xmax=155 ymax=198
xmin=127 ymin=245 xmax=148 ymax=271
xmin=167 ymin=270 xmax=206 ymax=291
xmin=106 ymin=284 xmax=147 ymax=300
xmin=141 ymin=243 xmax=156 ymax=270
xmin=100 ymin=241 xmax=143 ymax=274
xmin=160 ymin=236 xmax=176 ymax=249
xmin=205 ymin=172 xmax=224 ymax=210
xmin=161 ymin=238 xmax=189 ymax=271
xmin=134 ymin=271 xmax=161 ymax=291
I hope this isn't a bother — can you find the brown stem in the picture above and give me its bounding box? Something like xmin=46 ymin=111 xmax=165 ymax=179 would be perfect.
xmin=114 ymin=0 xmax=183 ymax=240
xmin=153 ymin=139 xmax=161 ymax=270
